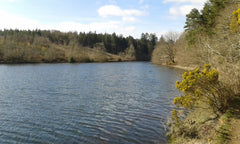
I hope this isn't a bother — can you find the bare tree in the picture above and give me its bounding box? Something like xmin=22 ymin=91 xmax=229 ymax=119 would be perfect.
xmin=164 ymin=31 xmax=180 ymax=63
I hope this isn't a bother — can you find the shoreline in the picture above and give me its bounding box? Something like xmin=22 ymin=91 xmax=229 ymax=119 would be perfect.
xmin=167 ymin=64 xmax=195 ymax=71
xmin=152 ymin=62 xmax=196 ymax=71
xmin=0 ymin=60 xmax=149 ymax=65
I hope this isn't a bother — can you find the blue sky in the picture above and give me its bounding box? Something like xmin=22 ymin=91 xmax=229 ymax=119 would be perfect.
xmin=0 ymin=0 xmax=207 ymax=38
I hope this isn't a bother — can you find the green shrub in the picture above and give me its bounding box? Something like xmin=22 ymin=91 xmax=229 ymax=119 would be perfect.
xmin=216 ymin=110 xmax=232 ymax=144
xmin=68 ymin=57 xmax=75 ymax=63
xmin=79 ymin=56 xmax=91 ymax=63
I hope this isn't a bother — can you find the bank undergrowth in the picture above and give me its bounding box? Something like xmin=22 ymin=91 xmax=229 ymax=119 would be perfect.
xmin=151 ymin=1 xmax=240 ymax=143
xmin=166 ymin=65 xmax=238 ymax=143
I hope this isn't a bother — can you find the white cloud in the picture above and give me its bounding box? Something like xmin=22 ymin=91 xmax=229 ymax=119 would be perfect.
xmin=98 ymin=5 xmax=121 ymax=17
xmin=0 ymin=10 xmax=41 ymax=30
xmin=163 ymin=0 xmax=207 ymax=4
xmin=124 ymin=9 xmax=145 ymax=17
xmin=122 ymin=16 xmax=137 ymax=23
xmin=57 ymin=21 xmax=120 ymax=33
xmin=124 ymin=26 xmax=136 ymax=32
xmin=0 ymin=10 xmax=139 ymax=37
xmin=164 ymin=0 xmax=207 ymax=17
xmin=57 ymin=21 xmax=138 ymax=37
xmin=169 ymin=7 xmax=178 ymax=16
xmin=179 ymin=5 xmax=202 ymax=16
xmin=169 ymin=4 xmax=202 ymax=16
xmin=98 ymin=5 xmax=145 ymax=18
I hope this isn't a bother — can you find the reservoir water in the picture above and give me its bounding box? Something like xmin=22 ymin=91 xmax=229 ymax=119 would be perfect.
xmin=0 ymin=62 xmax=183 ymax=144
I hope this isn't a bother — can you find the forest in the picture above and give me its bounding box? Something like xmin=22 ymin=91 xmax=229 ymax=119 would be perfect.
xmin=0 ymin=29 xmax=157 ymax=63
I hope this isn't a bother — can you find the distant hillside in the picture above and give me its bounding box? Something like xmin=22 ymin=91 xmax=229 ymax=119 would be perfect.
xmin=0 ymin=29 xmax=157 ymax=63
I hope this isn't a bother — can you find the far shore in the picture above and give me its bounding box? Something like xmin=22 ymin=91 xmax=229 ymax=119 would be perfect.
xmin=0 ymin=59 xmax=150 ymax=65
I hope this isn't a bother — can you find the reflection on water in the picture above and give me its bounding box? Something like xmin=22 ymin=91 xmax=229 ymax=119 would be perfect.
xmin=0 ymin=62 xmax=183 ymax=144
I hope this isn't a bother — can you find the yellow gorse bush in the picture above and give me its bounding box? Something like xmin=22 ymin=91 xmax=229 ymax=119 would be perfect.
xmin=230 ymin=4 xmax=240 ymax=33
xmin=169 ymin=64 xmax=231 ymax=126
xmin=174 ymin=64 xmax=218 ymax=109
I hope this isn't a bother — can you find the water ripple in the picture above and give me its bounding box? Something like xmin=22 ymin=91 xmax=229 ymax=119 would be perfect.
xmin=0 ymin=62 xmax=184 ymax=143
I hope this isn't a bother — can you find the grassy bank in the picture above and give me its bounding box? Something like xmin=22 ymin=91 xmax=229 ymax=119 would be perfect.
xmin=167 ymin=100 xmax=240 ymax=144
xmin=166 ymin=65 xmax=240 ymax=144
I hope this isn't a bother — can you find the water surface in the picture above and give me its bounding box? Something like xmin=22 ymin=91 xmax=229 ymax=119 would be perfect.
xmin=0 ymin=62 xmax=183 ymax=144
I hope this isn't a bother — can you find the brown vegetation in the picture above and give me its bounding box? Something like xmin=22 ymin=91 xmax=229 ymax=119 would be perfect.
xmin=152 ymin=32 xmax=180 ymax=65
xmin=0 ymin=30 xmax=158 ymax=63
xmin=151 ymin=0 xmax=240 ymax=143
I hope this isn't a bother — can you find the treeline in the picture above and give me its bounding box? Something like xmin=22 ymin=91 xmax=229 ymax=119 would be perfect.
xmin=0 ymin=29 xmax=157 ymax=63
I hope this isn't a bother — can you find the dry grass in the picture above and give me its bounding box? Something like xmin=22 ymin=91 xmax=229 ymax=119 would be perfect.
xmin=167 ymin=105 xmax=219 ymax=144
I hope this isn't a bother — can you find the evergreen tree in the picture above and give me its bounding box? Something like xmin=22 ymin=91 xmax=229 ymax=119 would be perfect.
xmin=184 ymin=0 xmax=226 ymax=44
